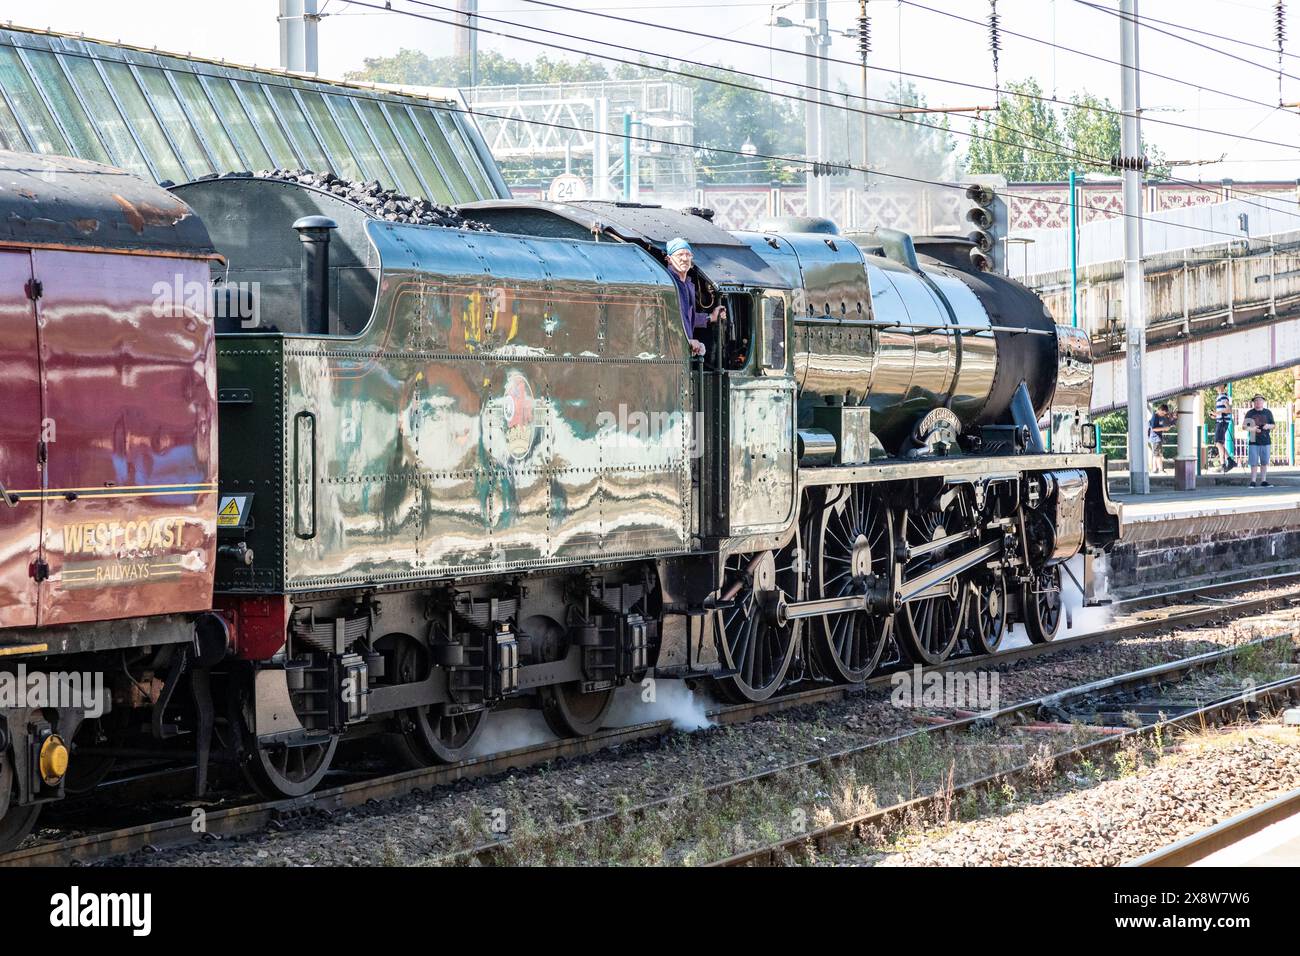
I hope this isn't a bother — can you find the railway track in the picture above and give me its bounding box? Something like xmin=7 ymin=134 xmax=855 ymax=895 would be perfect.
xmin=713 ymin=669 xmax=1300 ymax=867
xmin=3 ymin=574 xmax=1299 ymax=868
xmin=1127 ymin=785 xmax=1300 ymax=867
xmin=447 ymin=631 xmax=1297 ymax=866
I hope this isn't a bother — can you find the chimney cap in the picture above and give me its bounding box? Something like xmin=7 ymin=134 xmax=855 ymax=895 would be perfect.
xmin=292 ymin=215 xmax=338 ymax=233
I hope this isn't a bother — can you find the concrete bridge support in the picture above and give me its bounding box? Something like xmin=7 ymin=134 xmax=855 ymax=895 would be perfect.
xmin=1176 ymin=391 xmax=1200 ymax=491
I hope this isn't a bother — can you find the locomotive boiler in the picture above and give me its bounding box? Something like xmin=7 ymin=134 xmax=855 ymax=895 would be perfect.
xmin=0 ymin=155 xmax=1120 ymax=848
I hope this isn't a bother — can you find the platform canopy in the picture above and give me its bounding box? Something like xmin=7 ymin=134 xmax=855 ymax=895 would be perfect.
xmin=0 ymin=25 xmax=509 ymax=204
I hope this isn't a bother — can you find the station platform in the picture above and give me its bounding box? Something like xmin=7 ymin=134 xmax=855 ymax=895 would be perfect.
xmin=1193 ymin=811 xmax=1300 ymax=866
xmin=1115 ymin=481 xmax=1300 ymax=544
xmin=1105 ymin=470 xmax=1300 ymax=596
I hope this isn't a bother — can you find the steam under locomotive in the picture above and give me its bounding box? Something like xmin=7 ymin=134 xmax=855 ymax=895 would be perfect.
xmin=0 ymin=151 xmax=1119 ymax=850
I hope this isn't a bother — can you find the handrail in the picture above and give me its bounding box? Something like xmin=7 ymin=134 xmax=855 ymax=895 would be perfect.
xmin=793 ymin=315 xmax=1052 ymax=336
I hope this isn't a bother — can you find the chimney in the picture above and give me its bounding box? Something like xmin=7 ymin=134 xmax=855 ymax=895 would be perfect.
xmin=293 ymin=215 xmax=337 ymax=335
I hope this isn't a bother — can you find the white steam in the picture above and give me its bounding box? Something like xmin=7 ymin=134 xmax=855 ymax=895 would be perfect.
xmin=1003 ymin=553 xmax=1114 ymax=648
xmin=464 ymin=678 xmax=715 ymax=759
xmin=466 ymin=707 xmax=557 ymax=759
xmin=606 ymin=678 xmax=715 ymax=732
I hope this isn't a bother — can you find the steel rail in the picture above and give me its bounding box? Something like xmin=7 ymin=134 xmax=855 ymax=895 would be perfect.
xmin=2 ymin=577 xmax=1299 ymax=867
xmin=1126 ymin=785 xmax=1300 ymax=867
xmin=712 ymin=674 xmax=1300 ymax=867
xmin=441 ymin=632 xmax=1294 ymax=866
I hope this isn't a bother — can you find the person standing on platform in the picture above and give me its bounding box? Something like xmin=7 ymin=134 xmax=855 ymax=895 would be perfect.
xmin=1244 ymin=394 xmax=1275 ymax=488
xmin=1213 ymin=384 xmax=1237 ymax=473
xmin=1147 ymin=403 xmax=1175 ymax=475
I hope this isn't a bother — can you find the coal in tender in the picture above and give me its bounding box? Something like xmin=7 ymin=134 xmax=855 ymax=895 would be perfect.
xmin=222 ymin=168 xmax=492 ymax=231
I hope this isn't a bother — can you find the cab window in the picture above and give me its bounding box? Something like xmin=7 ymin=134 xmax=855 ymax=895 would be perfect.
xmin=760 ymin=292 xmax=788 ymax=372
xmin=722 ymin=292 xmax=753 ymax=370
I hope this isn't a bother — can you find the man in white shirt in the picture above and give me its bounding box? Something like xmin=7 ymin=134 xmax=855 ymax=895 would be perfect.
xmin=1212 ymin=384 xmax=1237 ymax=473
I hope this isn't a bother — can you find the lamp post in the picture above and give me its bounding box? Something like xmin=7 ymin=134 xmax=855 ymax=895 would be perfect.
xmin=771 ymin=2 xmax=831 ymax=217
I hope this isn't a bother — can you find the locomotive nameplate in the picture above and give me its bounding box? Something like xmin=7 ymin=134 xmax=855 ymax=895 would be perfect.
xmin=61 ymin=517 xmax=188 ymax=554
xmin=57 ymin=516 xmax=193 ymax=589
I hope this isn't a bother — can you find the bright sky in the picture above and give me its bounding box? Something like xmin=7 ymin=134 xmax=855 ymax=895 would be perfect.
xmin=3 ymin=0 xmax=1298 ymax=182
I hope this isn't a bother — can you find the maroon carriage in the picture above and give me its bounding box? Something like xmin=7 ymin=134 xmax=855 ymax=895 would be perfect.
xmin=0 ymin=152 xmax=218 ymax=846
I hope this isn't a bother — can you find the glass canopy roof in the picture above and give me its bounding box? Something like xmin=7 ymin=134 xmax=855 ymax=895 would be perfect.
xmin=0 ymin=26 xmax=509 ymax=204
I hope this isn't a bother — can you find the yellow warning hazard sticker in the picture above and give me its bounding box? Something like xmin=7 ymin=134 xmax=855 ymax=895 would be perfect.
xmin=217 ymin=495 xmax=249 ymax=528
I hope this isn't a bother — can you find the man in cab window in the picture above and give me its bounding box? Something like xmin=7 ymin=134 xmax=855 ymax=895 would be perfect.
xmin=665 ymin=237 xmax=724 ymax=359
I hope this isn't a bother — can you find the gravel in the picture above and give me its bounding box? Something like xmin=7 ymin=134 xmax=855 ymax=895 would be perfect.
xmin=103 ymin=597 xmax=1300 ymax=867
xmin=864 ymin=725 xmax=1300 ymax=867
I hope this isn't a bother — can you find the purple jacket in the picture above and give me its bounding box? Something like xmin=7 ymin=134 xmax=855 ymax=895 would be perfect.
xmin=670 ymin=270 xmax=710 ymax=340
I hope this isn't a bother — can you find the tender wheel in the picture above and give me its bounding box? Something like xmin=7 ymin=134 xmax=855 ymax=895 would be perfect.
xmin=0 ymin=751 xmax=41 ymax=852
xmin=63 ymin=718 xmax=117 ymax=795
xmin=966 ymin=573 xmax=1008 ymax=655
xmin=245 ymin=734 xmax=338 ymax=800
xmin=809 ymin=484 xmax=894 ymax=682
xmin=238 ymin=670 xmax=339 ymax=799
xmin=899 ymin=494 xmax=971 ymax=665
xmin=382 ymin=635 xmax=486 ymax=766
xmin=712 ymin=536 xmax=803 ymax=703
xmin=540 ymin=682 xmax=615 ymax=737
xmin=1024 ymin=564 xmax=1064 ymax=643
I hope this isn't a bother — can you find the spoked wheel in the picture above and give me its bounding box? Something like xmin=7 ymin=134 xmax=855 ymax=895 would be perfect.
xmin=0 ymin=751 xmax=41 ymax=852
xmin=238 ymin=669 xmax=339 ymax=799
xmin=809 ymin=484 xmax=894 ymax=683
xmin=712 ymin=536 xmax=804 ymax=703
xmin=1024 ymin=564 xmax=1065 ymax=644
xmin=965 ymin=572 xmax=1009 ymax=655
xmin=540 ymin=682 xmax=615 ymax=737
xmin=899 ymin=493 xmax=972 ymax=665
xmin=382 ymin=635 xmax=486 ymax=766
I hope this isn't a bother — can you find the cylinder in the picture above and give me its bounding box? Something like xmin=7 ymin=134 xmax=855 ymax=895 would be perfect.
xmin=293 ymin=215 xmax=337 ymax=335
xmin=796 ymin=427 xmax=837 ymax=465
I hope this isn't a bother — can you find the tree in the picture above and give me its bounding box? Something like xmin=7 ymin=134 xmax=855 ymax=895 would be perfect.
xmin=966 ymin=78 xmax=1068 ymax=182
xmin=1063 ymin=92 xmax=1169 ymax=179
xmin=1200 ymin=369 xmax=1297 ymax=423
xmin=344 ymin=49 xmax=609 ymax=89
xmin=966 ymin=81 xmax=1171 ymax=183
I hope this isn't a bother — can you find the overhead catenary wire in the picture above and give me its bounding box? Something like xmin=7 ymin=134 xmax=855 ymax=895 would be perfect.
xmin=319 ymin=4 xmax=1300 ymax=251
xmin=363 ymin=0 xmax=1117 ymax=176
xmin=341 ymin=0 xmax=1300 ymax=222
xmin=898 ymin=0 xmax=1291 ymax=112
xmin=1071 ymin=0 xmax=1300 ymax=85
xmin=1083 ymin=0 xmax=1300 ymax=62
xmin=502 ymin=0 xmax=1300 ymax=160
xmin=443 ymin=98 xmax=1300 ymax=252
xmin=0 ymin=23 xmax=1285 ymax=254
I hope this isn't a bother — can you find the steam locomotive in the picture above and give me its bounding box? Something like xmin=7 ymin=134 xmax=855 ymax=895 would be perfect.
xmin=0 ymin=151 xmax=1119 ymax=849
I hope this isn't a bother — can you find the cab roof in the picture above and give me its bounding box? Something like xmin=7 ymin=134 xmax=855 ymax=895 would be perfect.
xmin=0 ymin=151 xmax=215 ymax=258
xmin=459 ymin=198 xmax=789 ymax=289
